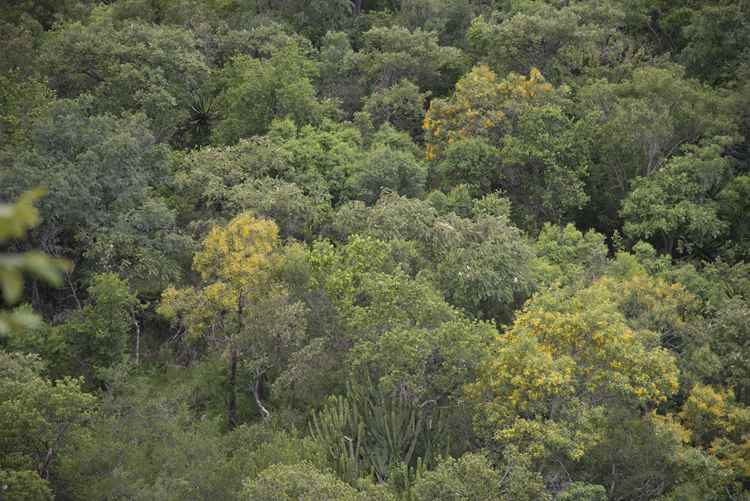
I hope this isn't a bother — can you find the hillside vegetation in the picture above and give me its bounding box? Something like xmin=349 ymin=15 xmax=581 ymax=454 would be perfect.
xmin=1 ymin=0 xmax=750 ymax=499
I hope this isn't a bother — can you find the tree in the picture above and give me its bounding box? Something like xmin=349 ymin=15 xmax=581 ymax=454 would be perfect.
xmin=242 ymin=462 xmax=376 ymax=501
xmin=411 ymin=453 xmax=503 ymax=501
xmin=347 ymin=318 xmax=494 ymax=406
xmin=213 ymin=43 xmax=336 ymax=144
xmin=533 ymin=223 xmax=608 ymax=289
xmin=434 ymin=138 xmax=502 ymax=195
xmin=0 ymin=0 xmax=87 ymax=29
xmin=466 ymin=2 xmax=637 ymax=84
xmin=353 ymin=25 xmax=468 ymax=95
xmin=678 ymin=384 xmax=750 ymax=492
xmin=424 ymin=64 xmax=588 ymax=227
xmin=467 ymin=278 xmax=679 ymax=482
xmin=159 ymin=213 xmax=306 ymax=427
xmin=1 ymin=97 xmax=170 ymax=266
xmin=0 ymin=75 xmax=53 ymax=147
xmin=83 ymin=196 xmax=194 ymax=298
xmin=347 ymin=144 xmax=427 ymax=205
xmin=621 ymin=139 xmax=733 ymax=255
xmin=578 ymin=64 xmax=737 ymax=232
xmin=56 ymin=273 xmax=141 ymax=385
xmin=678 ymin=3 xmax=750 ymax=84
xmin=718 ymin=175 xmax=750 ymax=260
xmin=229 ymin=178 xmax=332 ymax=242
xmin=432 ymin=211 xmax=535 ymax=321
xmin=362 ymin=80 xmax=430 ymax=141
xmin=707 ymin=299 xmax=750 ymax=405
xmin=398 ymin=0 xmax=475 ymax=46
xmin=38 ymin=15 xmax=210 ymax=143
xmin=0 ymin=351 xmax=95 ymax=496
xmin=319 ymin=31 xmax=362 ymax=116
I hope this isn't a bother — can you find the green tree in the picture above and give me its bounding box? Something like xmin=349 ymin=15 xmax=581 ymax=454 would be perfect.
xmin=347 ymin=143 xmax=427 ymax=205
xmin=1 ymin=97 xmax=170 ymax=266
xmin=38 ymin=15 xmax=210 ymax=143
xmin=354 ymin=25 xmax=468 ymax=95
xmin=621 ymin=139 xmax=733 ymax=255
xmin=425 ymin=65 xmax=588 ymax=227
xmin=213 ymin=43 xmax=336 ymax=144
xmin=83 ymin=196 xmax=194 ymax=297
xmin=411 ymin=453 xmax=503 ymax=501
xmin=578 ymin=64 xmax=737 ymax=232
xmin=532 ymin=223 xmax=608 ymax=288
xmin=0 ymin=351 xmax=95 ymax=496
xmin=56 ymin=273 xmax=141 ymax=385
xmin=466 ymin=2 xmax=638 ymax=84
xmin=242 ymin=462 xmax=376 ymax=501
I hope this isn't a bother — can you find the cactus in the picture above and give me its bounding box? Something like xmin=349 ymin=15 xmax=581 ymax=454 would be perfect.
xmin=310 ymin=380 xmax=447 ymax=485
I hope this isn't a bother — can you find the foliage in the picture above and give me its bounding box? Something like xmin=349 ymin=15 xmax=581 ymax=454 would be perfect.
xmin=362 ymin=79 xmax=429 ymax=141
xmin=424 ymin=64 xmax=588 ymax=227
xmin=242 ymin=462 xmax=371 ymax=501
xmin=0 ymin=191 xmax=69 ymax=334
xmin=310 ymin=384 xmax=447 ymax=483
xmin=467 ymin=277 xmax=680 ymax=479
xmin=621 ymin=138 xmax=734 ymax=254
xmin=0 ymin=351 xmax=95 ymax=494
xmin=411 ymin=452 xmax=503 ymax=501
xmin=213 ymin=43 xmax=336 ymax=144
xmin=3 ymin=0 xmax=750 ymax=498
xmin=38 ymin=14 xmax=210 ymax=143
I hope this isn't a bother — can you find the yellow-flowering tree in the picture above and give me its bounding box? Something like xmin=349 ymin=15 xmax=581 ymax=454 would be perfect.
xmin=159 ymin=213 xmax=306 ymax=427
xmin=423 ymin=65 xmax=589 ymax=226
xmin=679 ymin=384 xmax=750 ymax=487
xmin=467 ymin=277 xmax=679 ymax=479
xmin=423 ymin=64 xmax=557 ymax=160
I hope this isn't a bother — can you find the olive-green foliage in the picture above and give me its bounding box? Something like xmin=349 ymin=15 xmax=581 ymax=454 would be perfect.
xmin=347 ymin=144 xmax=427 ymax=204
xmin=38 ymin=13 xmax=210 ymax=143
xmin=410 ymin=452 xmax=502 ymax=501
xmin=434 ymin=138 xmax=501 ymax=194
xmin=533 ymin=223 xmax=608 ymax=288
xmin=621 ymin=138 xmax=734 ymax=255
xmin=55 ymin=273 xmax=140 ymax=384
xmin=213 ymin=43 xmax=337 ymax=144
xmin=83 ymin=196 xmax=194 ymax=297
xmin=0 ymin=468 xmax=53 ymax=501
xmin=578 ymin=64 xmax=738 ymax=231
xmin=363 ymin=80 xmax=429 ymax=141
xmin=242 ymin=462 xmax=371 ymax=501
xmin=355 ymin=25 xmax=469 ymax=96
xmin=1 ymin=97 xmax=170 ymax=255
xmin=0 ymin=351 xmax=95 ymax=495
xmin=3 ymin=0 xmax=750 ymax=499
xmin=467 ymin=1 xmax=637 ymax=84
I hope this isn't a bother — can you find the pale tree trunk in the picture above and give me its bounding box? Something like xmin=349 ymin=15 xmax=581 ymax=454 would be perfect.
xmin=253 ymin=369 xmax=271 ymax=420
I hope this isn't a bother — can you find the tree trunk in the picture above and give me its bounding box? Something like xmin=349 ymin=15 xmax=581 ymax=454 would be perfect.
xmin=253 ymin=370 xmax=271 ymax=420
xmin=228 ymin=347 xmax=239 ymax=429
xmin=132 ymin=307 xmax=141 ymax=366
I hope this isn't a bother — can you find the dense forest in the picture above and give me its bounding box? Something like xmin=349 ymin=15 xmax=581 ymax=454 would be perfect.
xmin=1 ymin=0 xmax=750 ymax=499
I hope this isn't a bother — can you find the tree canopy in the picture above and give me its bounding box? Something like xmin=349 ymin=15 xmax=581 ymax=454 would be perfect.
xmin=2 ymin=0 xmax=750 ymax=498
